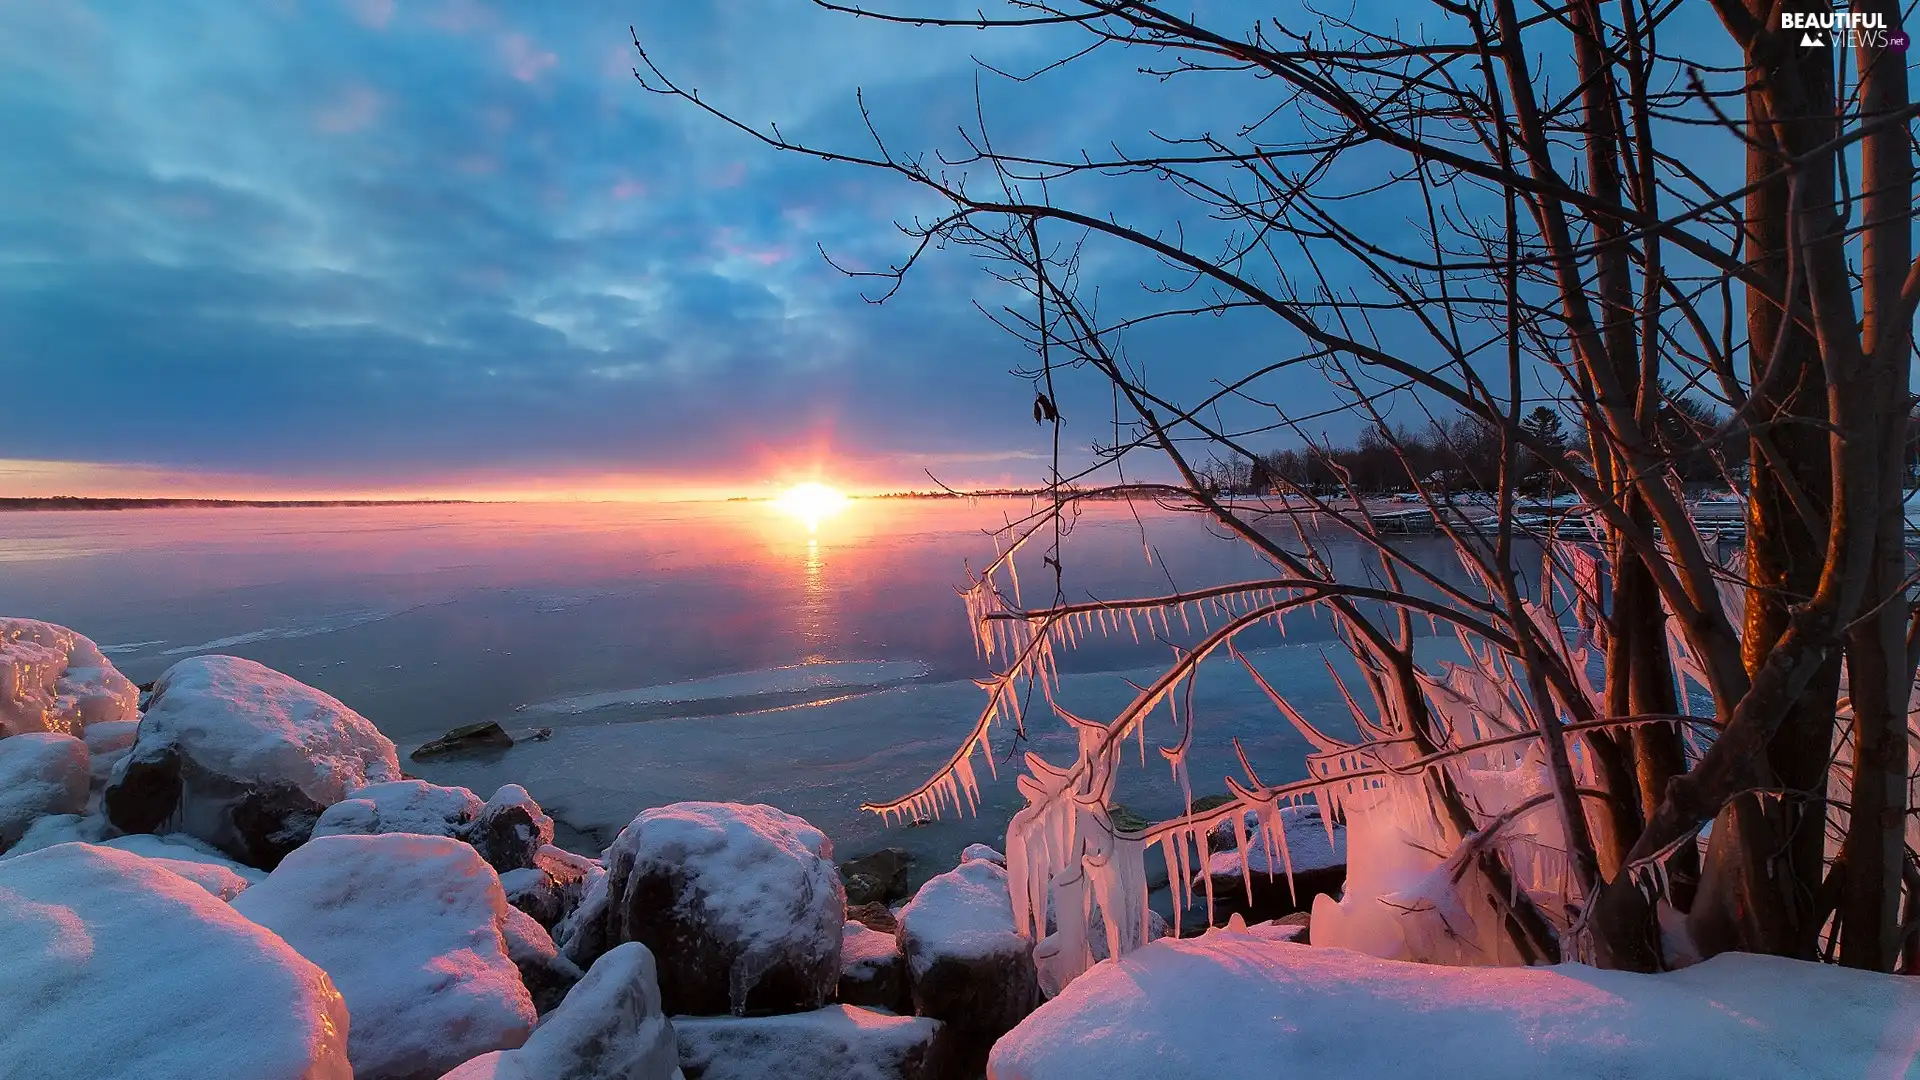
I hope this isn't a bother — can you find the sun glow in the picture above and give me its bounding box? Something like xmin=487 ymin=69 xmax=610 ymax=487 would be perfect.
xmin=776 ymin=482 xmax=849 ymax=532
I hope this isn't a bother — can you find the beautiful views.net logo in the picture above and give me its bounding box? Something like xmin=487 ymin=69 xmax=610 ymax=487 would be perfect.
xmin=1780 ymin=10 xmax=1909 ymax=50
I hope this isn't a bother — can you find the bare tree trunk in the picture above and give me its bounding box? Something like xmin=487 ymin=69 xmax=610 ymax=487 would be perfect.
xmin=1835 ymin=0 xmax=1913 ymax=970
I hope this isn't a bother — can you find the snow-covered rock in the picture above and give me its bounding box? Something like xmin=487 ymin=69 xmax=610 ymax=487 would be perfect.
xmin=0 ymin=731 xmax=90 ymax=853
xmin=960 ymin=843 xmax=1006 ymax=867
xmin=674 ymin=1006 xmax=947 ymax=1080
xmin=897 ymin=857 xmax=1039 ymax=1046
xmin=592 ymin=802 xmax=845 ymax=1016
xmin=1 ymin=810 xmax=112 ymax=856
xmin=989 ymin=928 xmax=1920 ymax=1080
xmin=0 ymin=618 xmax=140 ymax=738
xmin=102 ymin=832 xmax=266 ymax=900
xmin=839 ymin=919 xmax=907 ymax=1011
xmin=438 ymin=942 xmax=682 ymax=1080
xmin=233 ymin=833 xmax=535 ymax=1080
xmin=839 ymin=846 xmax=913 ymax=906
xmin=104 ymin=655 xmax=401 ymax=868
xmin=0 ymin=842 xmax=351 ymax=1080
xmin=502 ymin=843 xmax=604 ymax=929
xmin=470 ymin=784 xmax=554 ymax=872
xmin=311 ymin=778 xmax=485 ymax=841
xmin=504 ymin=903 xmax=583 ymax=1014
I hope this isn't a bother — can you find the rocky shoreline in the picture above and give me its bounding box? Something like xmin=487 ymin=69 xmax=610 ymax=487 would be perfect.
xmin=9 ymin=616 xmax=1912 ymax=1080
xmin=2 ymin=617 xmax=1330 ymax=1080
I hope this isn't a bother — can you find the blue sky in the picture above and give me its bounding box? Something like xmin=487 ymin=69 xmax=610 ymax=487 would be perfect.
xmin=0 ymin=0 xmax=1118 ymax=496
xmin=0 ymin=0 xmax=1759 ymax=498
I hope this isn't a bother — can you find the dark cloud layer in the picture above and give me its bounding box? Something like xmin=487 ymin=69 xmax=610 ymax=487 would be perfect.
xmin=0 ymin=0 xmax=1391 ymax=493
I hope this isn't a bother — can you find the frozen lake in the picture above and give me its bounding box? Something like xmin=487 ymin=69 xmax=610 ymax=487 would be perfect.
xmin=0 ymin=497 xmax=1471 ymax=872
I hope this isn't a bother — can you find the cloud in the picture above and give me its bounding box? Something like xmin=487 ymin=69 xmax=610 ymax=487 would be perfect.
xmin=500 ymin=32 xmax=557 ymax=83
xmin=314 ymin=83 xmax=382 ymax=133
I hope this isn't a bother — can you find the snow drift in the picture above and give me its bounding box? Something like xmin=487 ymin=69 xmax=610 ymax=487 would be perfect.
xmin=988 ymin=926 xmax=1920 ymax=1080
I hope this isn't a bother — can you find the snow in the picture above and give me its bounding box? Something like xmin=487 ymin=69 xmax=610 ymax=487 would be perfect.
xmin=121 ymin=655 xmax=400 ymax=808
xmin=439 ymin=942 xmax=682 ymax=1080
xmin=0 ymin=618 xmax=140 ymax=738
xmin=961 ymin=843 xmax=1006 ymax=866
xmin=600 ymin=801 xmax=844 ymax=1016
xmin=0 ymin=842 xmax=351 ymax=1080
xmin=897 ymin=857 xmax=1025 ymax=978
xmin=0 ymin=731 xmax=90 ymax=853
xmin=673 ymin=1006 xmax=944 ymax=1080
xmin=101 ymin=832 xmax=265 ymax=900
xmin=842 ymin=919 xmax=900 ymax=975
xmin=988 ymin=929 xmax=1920 ymax=1080
xmin=2 ymin=811 xmax=112 ymax=855
xmin=310 ymin=778 xmax=484 ymax=840
xmin=232 ymin=832 xmax=535 ymax=1080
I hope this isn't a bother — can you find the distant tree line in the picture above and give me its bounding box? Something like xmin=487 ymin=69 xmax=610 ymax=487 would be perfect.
xmin=1202 ymin=385 xmax=1920 ymax=499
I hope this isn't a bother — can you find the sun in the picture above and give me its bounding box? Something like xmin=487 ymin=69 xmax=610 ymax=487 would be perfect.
xmin=775 ymin=482 xmax=849 ymax=531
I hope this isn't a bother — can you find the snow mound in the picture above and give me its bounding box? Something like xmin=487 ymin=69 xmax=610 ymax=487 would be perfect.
xmin=104 ymin=655 xmax=401 ymax=868
xmin=989 ymin=929 xmax=1920 ymax=1080
xmin=311 ymin=778 xmax=485 ymax=841
xmin=0 ymin=732 xmax=90 ymax=853
xmin=0 ymin=842 xmax=351 ymax=1080
xmin=2 ymin=811 xmax=112 ymax=856
xmin=597 ymin=801 xmax=844 ymax=1016
xmin=896 ymin=857 xmax=1039 ymax=1053
xmin=233 ymin=832 xmax=535 ymax=1080
xmin=440 ymin=942 xmax=682 ymax=1080
xmin=960 ymin=843 xmax=1007 ymax=866
xmin=0 ymin=618 xmax=140 ymax=738
xmin=674 ymin=1005 xmax=946 ymax=1080
xmin=102 ymin=832 xmax=266 ymax=900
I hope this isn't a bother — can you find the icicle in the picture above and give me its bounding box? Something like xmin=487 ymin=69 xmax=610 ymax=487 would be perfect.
xmin=1232 ymin=811 xmax=1254 ymax=906
xmin=1273 ymin=805 xmax=1299 ymax=905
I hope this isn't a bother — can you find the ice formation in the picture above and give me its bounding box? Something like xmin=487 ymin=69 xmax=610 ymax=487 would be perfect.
xmin=0 ymin=618 xmax=141 ymax=738
xmin=673 ymin=1006 xmax=945 ymax=1080
xmin=862 ymin=516 xmax=1715 ymax=988
xmin=440 ymin=942 xmax=683 ymax=1080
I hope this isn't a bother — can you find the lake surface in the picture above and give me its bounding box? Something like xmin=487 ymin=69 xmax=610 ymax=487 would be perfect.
xmin=0 ymin=498 xmax=1466 ymax=872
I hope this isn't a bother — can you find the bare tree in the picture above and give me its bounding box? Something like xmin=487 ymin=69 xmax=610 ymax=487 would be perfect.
xmin=633 ymin=0 xmax=1918 ymax=974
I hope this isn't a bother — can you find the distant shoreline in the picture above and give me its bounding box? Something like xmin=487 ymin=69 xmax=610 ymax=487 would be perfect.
xmin=0 ymin=497 xmax=482 ymax=512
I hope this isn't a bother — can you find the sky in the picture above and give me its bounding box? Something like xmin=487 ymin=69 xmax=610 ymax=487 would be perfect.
xmin=0 ymin=0 xmax=1752 ymax=500
xmin=0 ymin=0 xmax=1100 ymax=498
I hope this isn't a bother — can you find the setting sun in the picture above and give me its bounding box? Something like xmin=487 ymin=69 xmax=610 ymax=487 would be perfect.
xmin=775 ymin=482 xmax=849 ymax=531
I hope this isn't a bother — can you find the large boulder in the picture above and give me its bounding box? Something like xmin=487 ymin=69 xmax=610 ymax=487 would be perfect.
xmin=839 ymin=919 xmax=907 ymax=1011
xmin=989 ymin=928 xmax=1920 ymax=1080
xmin=438 ymin=942 xmax=682 ymax=1080
xmin=896 ymin=858 xmax=1039 ymax=1068
xmin=503 ymin=903 xmax=584 ymax=1014
xmin=0 ymin=618 xmax=140 ymax=738
xmin=233 ymin=833 xmax=535 ymax=1080
xmin=0 ymin=842 xmax=351 ymax=1080
xmin=674 ymin=1006 xmax=947 ymax=1080
xmin=104 ymin=655 xmax=401 ymax=869
xmin=502 ymin=844 xmax=604 ymax=929
xmin=0 ymin=731 xmax=90 ymax=854
xmin=593 ymin=802 xmax=845 ymax=1017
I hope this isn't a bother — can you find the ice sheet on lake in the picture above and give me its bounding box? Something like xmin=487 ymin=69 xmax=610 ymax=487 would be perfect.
xmin=521 ymin=660 xmax=934 ymax=716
